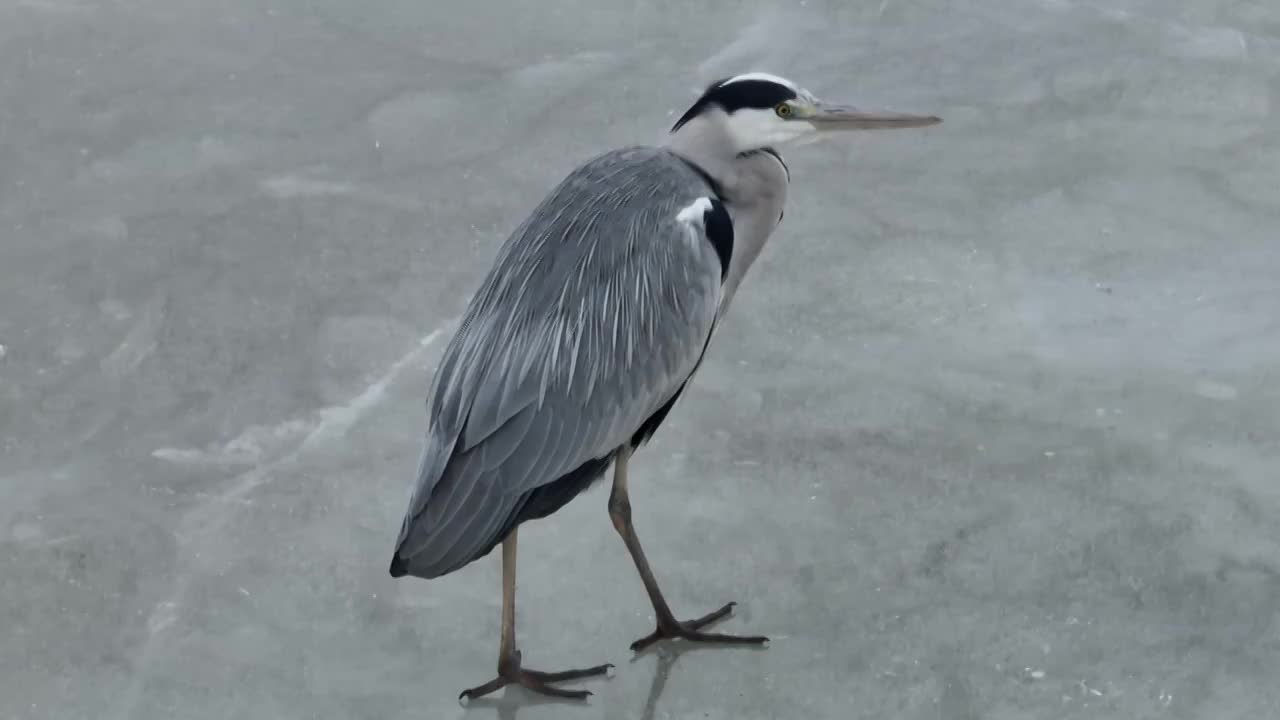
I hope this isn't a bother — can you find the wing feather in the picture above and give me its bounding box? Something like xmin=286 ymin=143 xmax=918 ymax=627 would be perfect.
xmin=393 ymin=147 xmax=725 ymax=577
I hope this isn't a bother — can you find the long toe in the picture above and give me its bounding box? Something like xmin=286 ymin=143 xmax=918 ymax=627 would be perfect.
xmin=459 ymin=676 xmax=509 ymax=702
xmin=674 ymin=629 xmax=769 ymax=644
xmin=523 ymin=663 xmax=614 ymax=683
xmin=516 ymin=676 xmax=594 ymax=700
xmin=686 ymin=602 xmax=737 ymax=631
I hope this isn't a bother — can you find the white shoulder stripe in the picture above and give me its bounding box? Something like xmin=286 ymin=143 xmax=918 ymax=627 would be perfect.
xmin=676 ymin=196 xmax=713 ymax=225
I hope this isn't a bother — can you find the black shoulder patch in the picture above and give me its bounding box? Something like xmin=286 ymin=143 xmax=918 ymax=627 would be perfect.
xmin=671 ymin=78 xmax=799 ymax=132
xmin=702 ymin=198 xmax=734 ymax=280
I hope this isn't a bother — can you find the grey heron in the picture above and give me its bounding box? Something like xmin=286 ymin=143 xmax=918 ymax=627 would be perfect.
xmin=389 ymin=72 xmax=940 ymax=701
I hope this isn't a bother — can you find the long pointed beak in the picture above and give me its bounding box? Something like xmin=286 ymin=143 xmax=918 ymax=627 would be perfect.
xmin=807 ymin=102 xmax=942 ymax=130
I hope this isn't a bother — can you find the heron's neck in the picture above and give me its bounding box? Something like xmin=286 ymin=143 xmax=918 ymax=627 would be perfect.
xmin=664 ymin=114 xmax=742 ymax=198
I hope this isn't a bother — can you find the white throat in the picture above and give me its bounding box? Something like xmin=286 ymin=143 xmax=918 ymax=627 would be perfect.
xmin=663 ymin=110 xmax=742 ymax=192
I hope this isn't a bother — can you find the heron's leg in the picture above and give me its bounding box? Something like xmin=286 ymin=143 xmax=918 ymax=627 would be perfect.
xmin=458 ymin=528 xmax=614 ymax=703
xmin=608 ymin=445 xmax=769 ymax=653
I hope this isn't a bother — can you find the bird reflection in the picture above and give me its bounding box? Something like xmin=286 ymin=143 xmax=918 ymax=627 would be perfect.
xmin=462 ymin=687 xmax=594 ymax=720
xmin=634 ymin=641 xmax=769 ymax=720
xmin=638 ymin=643 xmax=681 ymax=720
xmin=462 ymin=634 xmax=767 ymax=719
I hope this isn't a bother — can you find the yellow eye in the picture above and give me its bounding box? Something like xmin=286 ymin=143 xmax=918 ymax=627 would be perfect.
xmin=775 ymin=103 xmax=792 ymax=117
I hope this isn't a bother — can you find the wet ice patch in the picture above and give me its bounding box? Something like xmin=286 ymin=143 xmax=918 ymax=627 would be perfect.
xmin=9 ymin=522 xmax=75 ymax=547
xmin=312 ymin=315 xmax=418 ymax=404
xmin=368 ymin=88 xmax=475 ymax=163
xmin=100 ymin=294 xmax=166 ymax=378
xmin=55 ymin=339 xmax=86 ymax=364
xmin=507 ymin=50 xmax=616 ymax=91
xmin=1121 ymin=67 xmax=1268 ymax=148
xmin=1165 ymin=25 xmax=1248 ymax=60
xmin=14 ymin=0 xmax=93 ymax=12
xmin=11 ymin=523 xmax=41 ymax=542
xmin=260 ymin=174 xmax=355 ymax=199
xmin=152 ymin=324 xmax=447 ymax=465
xmin=697 ymin=11 xmax=823 ymax=83
xmin=98 ymin=298 xmax=133 ymax=322
xmin=152 ymin=418 xmax=312 ymax=466
xmin=147 ymin=602 xmax=179 ymax=634
xmin=86 ymin=136 xmax=246 ymax=183
xmin=301 ymin=327 xmax=444 ymax=451
xmin=82 ymin=216 xmax=129 ymax=240
xmin=1194 ymin=380 xmax=1238 ymax=401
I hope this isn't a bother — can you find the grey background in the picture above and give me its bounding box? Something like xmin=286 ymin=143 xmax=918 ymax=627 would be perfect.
xmin=3 ymin=0 xmax=1279 ymax=718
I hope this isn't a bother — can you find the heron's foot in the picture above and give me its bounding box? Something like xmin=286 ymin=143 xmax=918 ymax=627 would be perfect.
xmin=630 ymin=601 xmax=769 ymax=652
xmin=458 ymin=650 xmax=613 ymax=703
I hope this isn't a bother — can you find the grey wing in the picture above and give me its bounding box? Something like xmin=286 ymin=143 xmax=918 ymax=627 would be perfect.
xmin=392 ymin=148 xmax=724 ymax=578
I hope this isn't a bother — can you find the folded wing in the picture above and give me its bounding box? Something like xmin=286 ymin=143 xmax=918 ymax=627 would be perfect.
xmin=391 ymin=147 xmax=727 ymax=578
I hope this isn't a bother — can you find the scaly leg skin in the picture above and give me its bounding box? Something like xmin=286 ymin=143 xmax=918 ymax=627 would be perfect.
xmin=608 ymin=446 xmax=770 ymax=653
xmin=459 ymin=528 xmax=613 ymax=703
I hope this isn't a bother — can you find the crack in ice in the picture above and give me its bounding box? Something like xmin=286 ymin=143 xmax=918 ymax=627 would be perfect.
xmin=114 ymin=323 xmax=451 ymax=719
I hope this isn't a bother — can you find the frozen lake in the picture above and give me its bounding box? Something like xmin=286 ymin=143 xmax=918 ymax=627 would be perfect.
xmin=2 ymin=0 xmax=1278 ymax=718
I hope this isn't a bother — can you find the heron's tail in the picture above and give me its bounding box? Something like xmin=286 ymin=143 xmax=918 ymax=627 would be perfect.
xmin=388 ymin=554 xmax=410 ymax=577
xmin=388 ymin=432 xmax=457 ymax=578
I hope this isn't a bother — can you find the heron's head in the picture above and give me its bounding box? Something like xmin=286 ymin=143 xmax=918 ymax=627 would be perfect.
xmin=670 ymin=73 xmax=940 ymax=153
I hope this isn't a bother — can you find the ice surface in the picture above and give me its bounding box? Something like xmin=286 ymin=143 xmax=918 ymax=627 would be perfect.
xmin=2 ymin=0 xmax=1279 ymax=719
